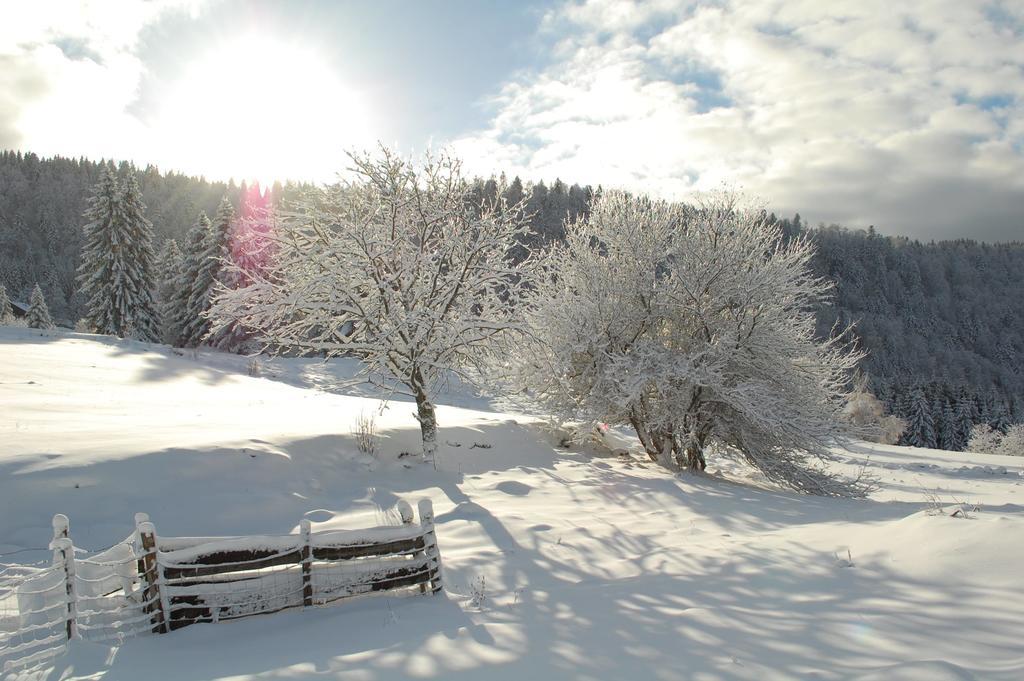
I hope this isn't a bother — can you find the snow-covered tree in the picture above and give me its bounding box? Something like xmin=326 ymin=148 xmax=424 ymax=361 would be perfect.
xmin=210 ymin=191 xmax=269 ymax=351
xmin=905 ymin=389 xmax=936 ymax=448
xmin=155 ymin=239 xmax=183 ymax=344
xmin=209 ymin=148 xmax=536 ymax=462
xmin=182 ymin=199 xmax=232 ymax=346
xmin=172 ymin=212 xmax=212 ymax=347
xmin=26 ymin=283 xmax=55 ymax=330
xmin=967 ymin=423 xmax=1001 ymax=453
xmin=230 ymin=184 xmax=276 ymax=287
xmin=843 ymin=373 xmax=906 ymax=445
xmin=78 ymin=166 xmax=159 ymax=340
xmin=0 ymin=284 xmax=14 ymax=324
xmin=999 ymin=424 xmax=1024 ymax=456
xmin=951 ymin=392 xmax=975 ymax=451
xmin=514 ymin=190 xmax=868 ymax=496
xmin=968 ymin=422 xmax=1024 ymax=456
xmin=118 ymin=172 xmax=159 ymax=340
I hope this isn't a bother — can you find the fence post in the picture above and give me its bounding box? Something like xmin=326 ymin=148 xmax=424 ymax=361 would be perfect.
xmin=300 ymin=519 xmax=313 ymax=607
xmin=396 ymin=500 xmax=427 ymax=593
xmin=49 ymin=514 xmax=78 ymax=642
xmin=136 ymin=521 xmax=168 ymax=634
xmin=50 ymin=513 xmax=69 ymax=565
xmin=417 ymin=499 xmax=443 ymax=594
xmin=396 ymin=500 xmax=414 ymax=526
xmin=125 ymin=513 xmax=149 ymax=601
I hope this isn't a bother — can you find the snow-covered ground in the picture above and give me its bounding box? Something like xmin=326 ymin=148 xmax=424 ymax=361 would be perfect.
xmin=2 ymin=327 xmax=1023 ymax=681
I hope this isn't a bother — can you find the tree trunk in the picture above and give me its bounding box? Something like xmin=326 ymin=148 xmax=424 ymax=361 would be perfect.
xmin=684 ymin=442 xmax=707 ymax=472
xmin=414 ymin=390 xmax=438 ymax=466
xmin=626 ymin=409 xmax=659 ymax=462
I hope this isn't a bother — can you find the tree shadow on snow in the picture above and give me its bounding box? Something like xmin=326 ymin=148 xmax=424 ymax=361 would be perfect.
xmin=10 ymin=419 xmax=1023 ymax=680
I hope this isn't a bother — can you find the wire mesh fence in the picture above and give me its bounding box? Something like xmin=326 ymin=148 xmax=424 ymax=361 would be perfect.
xmin=0 ymin=500 xmax=443 ymax=672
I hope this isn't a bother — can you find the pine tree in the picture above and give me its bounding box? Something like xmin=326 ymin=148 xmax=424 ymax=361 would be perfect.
xmin=26 ymin=283 xmax=54 ymax=329
xmin=118 ymin=172 xmax=160 ymax=340
xmin=0 ymin=284 xmax=14 ymax=324
xmin=990 ymin=397 xmax=1011 ymax=433
xmin=231 ymin=186 xmax=273 ymax=286
xmin=155 ymin=239 xmax=183 ymax=345
xmin=952 ymin=392 xmax=974 ymax=451
xmin=905 ymin=389 xmax=936 ymax=448
xmin=182 ymin=198 xmax=233 ymax=346
xmin=173 ymin=212 xmax=212 ymax=347
xmin=937 ymin=401 xmax=955 ymax=450
xmin=77 ymin=166 xmax=159 ymax=341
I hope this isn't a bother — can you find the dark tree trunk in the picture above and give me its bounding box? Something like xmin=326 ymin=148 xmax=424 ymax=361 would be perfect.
xmin=414 ymin=389 xmax=438 ymax=465
xmin=684 ymin=442 xmax=707 ymax=471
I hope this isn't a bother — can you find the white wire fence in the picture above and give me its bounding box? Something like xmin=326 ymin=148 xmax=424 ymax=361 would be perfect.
xmin=0 ymin=499 xmax=443 ymax=672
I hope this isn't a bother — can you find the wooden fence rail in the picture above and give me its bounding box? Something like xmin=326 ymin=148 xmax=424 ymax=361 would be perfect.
xmin=1 ymin=499 xmax=444 ymax=670
xmin=141 ymin=499 xmax=443 ymax=631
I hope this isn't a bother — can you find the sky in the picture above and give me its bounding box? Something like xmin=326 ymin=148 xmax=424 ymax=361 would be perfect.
xmin=1 ymin=0 xmax=1022 ymax=242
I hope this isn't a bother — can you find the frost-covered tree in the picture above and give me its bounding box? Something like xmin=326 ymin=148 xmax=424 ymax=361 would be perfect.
xmin=968 ymin=422 xmax=1024 ymax=456
xmin=0 ymin=284 xmax=14 ymax=324
xmin=26 ymin=283 xmax=55 ymax=329
xmin=951 ymin=392 xmax=975 ymax=451
xmin=905 ymin=389 xmax=936 ymax=448
xmin=230 ymin=184 xmax=275 ymax=287
xmin=999 ymin=424 xmax=1024 ymax=456
xmin=514 ymin=190 xmax=867 ymax=496
xmin=967 ymin=423 xmax=1001 ymax=453
xmin=172 ymin=212 xmax=212 ymax=347
xmin=182 ymin=199 xmax=232 ymax=346
xmin=210 ymin=148 xmax=536 ymax=461
xmin=843 ymin=374 xmax=905 ymax=445
xmin=210 ymin=191 xmax=270 ymax=351
xmin=78 ymin=166 xmax=159 ymax=340
xmin=155 ymin=239 xmax=183 ymax=345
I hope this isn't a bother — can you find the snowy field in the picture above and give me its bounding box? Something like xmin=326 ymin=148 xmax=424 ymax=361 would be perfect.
xmin=2 ymin=327 xmax=1023 ymax=681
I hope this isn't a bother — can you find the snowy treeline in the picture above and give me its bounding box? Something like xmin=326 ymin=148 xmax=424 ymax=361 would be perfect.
xmin=797 ymin=221 xmax=1024 ymax=449
xmin=0 ymin=150 xmax=305 ymax=325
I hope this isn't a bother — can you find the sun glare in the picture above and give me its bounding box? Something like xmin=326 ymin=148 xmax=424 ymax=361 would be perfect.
xmin=156 ymin=33 xmax=372 ymax=185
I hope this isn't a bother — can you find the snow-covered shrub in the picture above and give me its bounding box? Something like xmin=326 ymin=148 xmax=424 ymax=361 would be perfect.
xmin=514 ymin=190 xmax=868 ymax=496
xmin=842 ymin=374 xmax=906 ymax=445
xmin=967 ymin=424 xmax=1001 ymax=454
xmin=209 ymin=148 xmax=538 ymax=462
xmin=352 ymin=410 xmax=378 ymax=457
xmin=999 ymin=424 xmax=1024 ymax=456
xmin=967 ymin=423 xmax=1016 ymax=455
xmin=469 ymin=575 xmax=487 ymax=610
xmin=74 ymin=318 xmax=94 ymax=333
xmin=967 ymin=423 xmax=1024 ymax=456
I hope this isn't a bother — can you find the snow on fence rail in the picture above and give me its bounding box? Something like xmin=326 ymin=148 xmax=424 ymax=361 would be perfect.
xmin=0 ymin=500 xmax=443 ymax=671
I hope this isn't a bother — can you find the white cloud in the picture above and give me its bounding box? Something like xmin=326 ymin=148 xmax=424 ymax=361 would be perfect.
xmin=0 ymin=1 xmax=204 ymax=157
xmin=452 ymin=0 xmax=1024 ymax=240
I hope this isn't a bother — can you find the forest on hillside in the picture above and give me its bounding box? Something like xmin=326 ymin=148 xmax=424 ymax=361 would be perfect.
xmin=1 ymin=150 xmax=1020 ymax=451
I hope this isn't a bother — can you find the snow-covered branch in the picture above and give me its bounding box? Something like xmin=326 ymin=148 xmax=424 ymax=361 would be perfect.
xmin=209 ymin=148 xmax=538 ymax=461
xmin=513 ymin=190 xmax=870 ymax=496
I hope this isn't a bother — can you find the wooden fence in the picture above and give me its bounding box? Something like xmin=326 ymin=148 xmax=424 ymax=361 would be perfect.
xmin=0 ymin=500 xmax=443 ymax=671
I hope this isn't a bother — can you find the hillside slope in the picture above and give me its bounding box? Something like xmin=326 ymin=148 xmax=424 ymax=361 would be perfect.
xmin=2 ymin=328 xmax=1023 ymax=681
